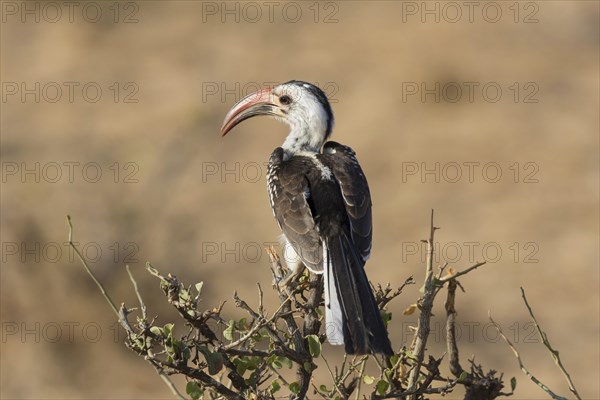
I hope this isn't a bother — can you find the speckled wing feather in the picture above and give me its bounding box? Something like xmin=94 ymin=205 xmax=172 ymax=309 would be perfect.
xmin=267 ymin=147 xmax=323 ymax=272
xmin=321 ymin=141 xmax=373 ymax=263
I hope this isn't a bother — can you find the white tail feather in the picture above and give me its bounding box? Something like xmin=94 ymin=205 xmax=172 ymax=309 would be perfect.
xmin=323 ymin=245 xmax=344 ymax=345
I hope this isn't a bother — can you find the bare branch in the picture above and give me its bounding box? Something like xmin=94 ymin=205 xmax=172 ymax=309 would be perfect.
xmin=489 ymin=312 xmax=567 ymax=400
xmin=445 ymin=279 xmax=465 ymax=378
xmin=67 ymin=215 xmax=119 ymax=316
xmin=520 ymin=287 xmax=582 ymax=400
xmin=439 ymin=261 xmax=487 ymax=283
xmin=406 ymin=209 xmax=438 ymax=399
xmin=126 ymin=264 xmax=147 ymax=320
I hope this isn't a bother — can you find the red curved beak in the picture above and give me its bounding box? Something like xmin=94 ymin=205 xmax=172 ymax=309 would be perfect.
xmin=220 ymin=88 xmax=277 ymax=136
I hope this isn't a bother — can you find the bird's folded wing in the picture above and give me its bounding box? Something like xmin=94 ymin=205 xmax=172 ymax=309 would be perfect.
xmin=268 ymin=148 xmax=323 ymax=272
xmin=321 ymin=141 xmax=373 ymax=263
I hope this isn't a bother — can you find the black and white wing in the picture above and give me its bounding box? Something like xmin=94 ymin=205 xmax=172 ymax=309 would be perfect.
xmin=321 ymin=141 xmax=373 ymax=263
xmin=267 ymin=148 xmax=323 ymax=272
xmin=319 ymin=142 xmax=391 ymax=354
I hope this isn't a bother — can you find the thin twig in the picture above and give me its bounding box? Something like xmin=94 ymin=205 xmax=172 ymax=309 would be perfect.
xmin=158 ymin=374 xmax=186 ymax=400
xmin=520 ymin=287 xmax=582 ymax=400
xmin=354 ymin=356 xmax=368 ymax=400
xmin=66 ymin=215 xmax=119 ymax=316
xmin=384 ymin=379 xmax=458 ymax=399
xmin=322 ymin=353 xmax=344 ymax=398
xmin=222 ymin=289 xmax=294 ymax=351
xmin=338 ymin=355 xmax=367 ymax=391
xmin=439 ymin=261 xmax=487 ymax=284
xmin=125 ymin=264 xmax=147 ymax=320
xmin=257 ymin=283 xmax=264 ymax=316
xmin=489 ymin=312 xmax=567 ymax=400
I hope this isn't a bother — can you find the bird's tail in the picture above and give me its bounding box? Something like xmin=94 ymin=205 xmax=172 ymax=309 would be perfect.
xmin=323 ymin=232 xmax=393 ymax=355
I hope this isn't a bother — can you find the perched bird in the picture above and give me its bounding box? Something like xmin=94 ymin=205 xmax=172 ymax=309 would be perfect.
xmin=221 ymin=80 xmax=393 ymax=355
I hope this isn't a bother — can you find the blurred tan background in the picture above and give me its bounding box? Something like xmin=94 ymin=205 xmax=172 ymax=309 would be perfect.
xmin=1 ymin=1 xmax=598 ymax=399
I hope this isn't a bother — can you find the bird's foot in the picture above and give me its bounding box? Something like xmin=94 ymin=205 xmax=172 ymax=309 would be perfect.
xmin=278 ymin=265 xmax=306 ymax=289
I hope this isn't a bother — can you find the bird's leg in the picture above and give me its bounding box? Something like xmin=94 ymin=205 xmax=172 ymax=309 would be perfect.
xmin=276 ymin=239 xmax=306 ymax=288
xmin=279 ymin=258 xmax=306 ymax=288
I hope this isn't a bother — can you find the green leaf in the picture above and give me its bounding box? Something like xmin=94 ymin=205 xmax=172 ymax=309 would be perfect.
xmin=149 ymin=326 xmax=162 ymax=336
xmin=458 ymin=371 xmax=469 ymax=382
xmin=237 ymin=317 xmax=248 ymax=331
xmin=182 ymin=346 xmax=191 ymax=362
xmin=235 ymin=359 xmax=247 ymax=376
xmin=511 ymin=377 xmax=517 ymax=391
xmin=186 ymin=381 xmax=203 ymax=400
xmin=270 ymin=380 xmax=281 ymax=394
xmin=253 ymin=328 xmax=269 ymax=342
xmin=179 ymin=289 xmax=189 ymax=301
xmin=381 ymin=310 xmax=392 ymax=326
xmin=195 ymin=281 xmax=204 ymax=294
xmin=267 ymin=354 xmax=282 ymax=369
xmin=245 ymin=356 xmax=260 ymax=370
xmin=224 ymin=320 xmax=235 ymax=341
xmin=319 ymin=384 xmax=329 ymax=393
xmin=303 ymin=362 xmax=313 ymax=373
xmin=198 ymin=346 xmax=223 ymax=375
xmin=279 ymin=356 xmax=292 ymax=369
xmin=289 ymin=382 xmax=301 ymax=395
xmin=376 ymin=380 xmax=389 ymax=395
xmin=306 ymin=334 xmax=321 ymax=358
xmin=171 ymin=337 xmax=181 ymax=348
xmin=163 ymin=323 xmax=174 ymax=336
xmin=363 ymin=375 xmax=375 ymax=384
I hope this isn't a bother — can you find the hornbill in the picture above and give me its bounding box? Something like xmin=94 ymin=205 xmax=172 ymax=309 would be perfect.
xmin=221 ymin=80 xmax=393 ymax=355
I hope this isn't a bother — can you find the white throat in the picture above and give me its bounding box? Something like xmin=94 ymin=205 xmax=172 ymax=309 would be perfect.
xmin=282 ymin=125 xmax=324 ymax=155
xmin=280 ymin=104 xmax=330 ymax=155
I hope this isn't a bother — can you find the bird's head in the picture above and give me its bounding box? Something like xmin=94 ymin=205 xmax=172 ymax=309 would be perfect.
xmin=221 ymin=80 xmax=334 ymax=153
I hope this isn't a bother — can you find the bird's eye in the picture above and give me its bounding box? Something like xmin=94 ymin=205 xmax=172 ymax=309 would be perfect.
xmin=279 ymin=95 xmax=292 ymax=105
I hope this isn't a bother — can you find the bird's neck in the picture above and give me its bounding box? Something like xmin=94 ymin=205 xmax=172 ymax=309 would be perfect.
xmin=281 ymin=126 xmax=325 ymax=157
